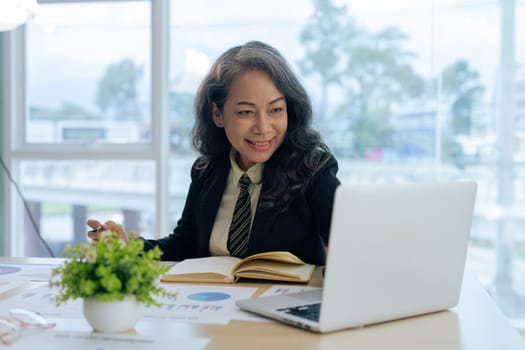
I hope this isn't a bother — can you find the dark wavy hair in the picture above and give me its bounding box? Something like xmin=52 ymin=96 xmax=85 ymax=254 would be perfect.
xmin=193 ymin=41 xmax=331 ymax=210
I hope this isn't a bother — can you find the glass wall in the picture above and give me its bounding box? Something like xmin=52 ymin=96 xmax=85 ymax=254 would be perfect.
xmin=26 ymin=1 xmax=151 ymax=145
xmin=166 ymin=0 xmax=525 ymax=327
xmin=18 ymin=160 xmax=155 ymax=255
xmin=2 ymin=0 xmax=524 ymax=330
xmin=6 ymin=0 xmax=158 ymax=257
xmin=0 ymin=35 xmax=5 ymax=256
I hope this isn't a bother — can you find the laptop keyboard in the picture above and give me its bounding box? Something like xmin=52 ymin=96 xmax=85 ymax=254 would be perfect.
xmin=278 ymin=303 xmax=320 ymax=322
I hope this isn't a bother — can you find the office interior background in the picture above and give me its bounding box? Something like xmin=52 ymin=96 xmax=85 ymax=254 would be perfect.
xmin=0 ymin=0 xmax=524 ymax=331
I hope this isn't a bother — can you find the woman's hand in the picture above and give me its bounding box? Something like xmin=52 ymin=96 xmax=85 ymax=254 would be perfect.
xmin=86 ymin=219 xmax=129 ymax=243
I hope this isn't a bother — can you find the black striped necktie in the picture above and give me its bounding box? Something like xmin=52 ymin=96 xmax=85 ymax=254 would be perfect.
xmin=228 ymin=174 xmax=252 ymax=257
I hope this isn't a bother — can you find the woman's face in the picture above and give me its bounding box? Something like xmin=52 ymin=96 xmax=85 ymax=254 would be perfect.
xmin=212 ymin=70 xmax=288 ymax=171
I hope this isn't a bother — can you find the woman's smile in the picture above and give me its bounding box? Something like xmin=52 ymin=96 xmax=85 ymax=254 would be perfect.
xmin=247 ymin=138 xmax=274 ymax=151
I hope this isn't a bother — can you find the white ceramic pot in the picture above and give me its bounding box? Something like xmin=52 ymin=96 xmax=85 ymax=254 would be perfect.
xmin=83 ymin=295 xmax=141 ymax=333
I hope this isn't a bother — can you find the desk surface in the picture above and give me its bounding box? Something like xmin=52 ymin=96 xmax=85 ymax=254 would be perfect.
xmin=1 ymin=257 xmax=524 ymax=350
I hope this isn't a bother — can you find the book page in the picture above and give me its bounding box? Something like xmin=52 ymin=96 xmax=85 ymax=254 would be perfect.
xmin=234 ymin=260 xmax=314 ymax=282
xmin=238 ymin=251 xmax=304 ymax=265
xmin=163 ymin=256 xmax=241 ymax=279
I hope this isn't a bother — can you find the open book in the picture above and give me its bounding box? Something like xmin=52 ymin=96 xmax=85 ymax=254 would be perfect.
xmin=160 ymin=251 xmax=315 ymax=283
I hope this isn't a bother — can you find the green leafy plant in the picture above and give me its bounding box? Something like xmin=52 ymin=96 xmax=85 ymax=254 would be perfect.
xmin=50 ymin=231 xmax=172 ymax=306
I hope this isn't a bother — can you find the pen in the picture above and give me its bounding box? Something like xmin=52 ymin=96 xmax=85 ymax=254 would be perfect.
xmin=89 ymin=226 xmax=102 ymax=233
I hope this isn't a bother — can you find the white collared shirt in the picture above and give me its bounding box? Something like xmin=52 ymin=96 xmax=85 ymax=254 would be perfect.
xmin=208 ymin=149 xmax=263 ymax=256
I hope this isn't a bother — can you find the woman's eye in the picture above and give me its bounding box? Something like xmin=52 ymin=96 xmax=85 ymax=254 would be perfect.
xmin=237 ymin=110 xmax=254 ymax=117
xmin=270 ymin=107 xmax=283 ymax=114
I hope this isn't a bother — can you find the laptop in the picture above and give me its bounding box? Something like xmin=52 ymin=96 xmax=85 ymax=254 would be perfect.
xmin=236 ymin=181 xmax=477 ymax=333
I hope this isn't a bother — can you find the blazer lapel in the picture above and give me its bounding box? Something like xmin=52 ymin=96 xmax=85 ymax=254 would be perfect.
xmin=247 ymin=185 xmax=280 ymax=255
xmin=196 ymin=161 xmax=230 ymax=255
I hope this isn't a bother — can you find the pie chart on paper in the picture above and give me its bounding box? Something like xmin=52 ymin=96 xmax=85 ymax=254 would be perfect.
xmin=0 ymin=266 xmax=22 ymax=275
xmin=187 ymin=292 xmax=231 ymax=302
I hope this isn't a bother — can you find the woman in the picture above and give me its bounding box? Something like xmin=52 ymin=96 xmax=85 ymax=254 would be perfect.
xmin=88 ymin=41 xmax=340 ymax=265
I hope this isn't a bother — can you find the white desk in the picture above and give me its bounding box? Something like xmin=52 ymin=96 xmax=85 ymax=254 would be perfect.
xmin=0 ymin=257 xmax=524 ymax=350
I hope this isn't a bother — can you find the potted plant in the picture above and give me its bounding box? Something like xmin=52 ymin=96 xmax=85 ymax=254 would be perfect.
xmin=50 ymin=230 xmax=173 ymax=333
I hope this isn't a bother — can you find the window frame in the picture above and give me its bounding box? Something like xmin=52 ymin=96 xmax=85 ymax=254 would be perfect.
xmin=1 ymin=0 xmax=170 ymax=256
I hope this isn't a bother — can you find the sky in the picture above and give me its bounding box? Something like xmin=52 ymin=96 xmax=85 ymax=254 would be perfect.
xmin=23 ymin=0 xmax=525 ymax=112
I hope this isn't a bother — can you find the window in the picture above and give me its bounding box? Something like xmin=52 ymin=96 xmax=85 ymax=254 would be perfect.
xmin=165 ymin=0 xmax=525 ymax=327
xmin=2 ymin=0 xmax=168 ymax=256
xmin=26 ymin=2 xmax=152 ymax=145
xmin=2 ymin=0 xmax=524 ymax=330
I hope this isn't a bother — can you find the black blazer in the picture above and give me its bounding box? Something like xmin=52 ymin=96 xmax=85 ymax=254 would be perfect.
xmin=143 ymin=154 xmax=340 ymax=265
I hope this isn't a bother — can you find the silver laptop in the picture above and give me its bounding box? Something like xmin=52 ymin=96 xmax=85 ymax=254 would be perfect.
xmin=236 ymin=181 xmax=477 ymax=333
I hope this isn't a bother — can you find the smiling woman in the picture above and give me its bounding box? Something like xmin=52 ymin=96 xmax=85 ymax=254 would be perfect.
xmin=88 ymin=41 xmax=341 ymax=266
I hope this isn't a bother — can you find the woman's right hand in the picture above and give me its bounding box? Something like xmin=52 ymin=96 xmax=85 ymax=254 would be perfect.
xmin=86 ymin=219 xmax=129 ymax=243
